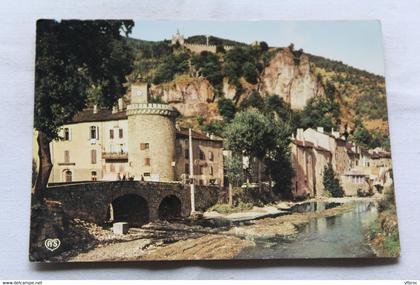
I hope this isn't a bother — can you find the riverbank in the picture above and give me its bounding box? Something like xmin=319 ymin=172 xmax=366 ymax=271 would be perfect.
xmin=204 ymin=196 xmax=379 ymax=223
xmin=367 ymin=190 xmax=400 ymax=257
xmin=63 ymin=198 xmax=377 ymax=261
xmin=226 ymin=202 xmax=354 ymax=241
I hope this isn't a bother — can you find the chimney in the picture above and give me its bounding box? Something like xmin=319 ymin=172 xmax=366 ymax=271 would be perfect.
xmin=93 ymin=105 xmax=97 ymax=114
xmin=118 ymin=98 xmax=124 ymax=111
xmin=317 ymin=127 xmax=324 ymax=133
xmin=296 ymin=128 xmax=304 ymax=141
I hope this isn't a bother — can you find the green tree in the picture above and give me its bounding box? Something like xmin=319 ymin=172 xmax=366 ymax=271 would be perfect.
xmin=202 ymin=120 xmax=225 ymax=137
xmin=218 ymin=97 xmax=236 ymax=122
xmin=263 ymin=95 xmax=292 ymax=122
xmin=153 ymin=52 xmax=190 ymax=84
xmin=225 ymin=110 xmax=277 ymax=190
xmin=240 ymin=90 xmax=264 ymax=111
xmin=353 ymin=126 xmax=373 ymax=148
xmin=242 ymin=62 xmax=258 ymax=84
xmin=33 ymin=19 xmax=134 ymax=197
xmin=323 ymin=164 xmax=344 ymax=197
xmin=265 ymin=120 xmax=294 ymax=197
xmin=216 ymin=45 xmax=226 ymax=54
xmin=224 ymin=153 xmax=243 ymax=205
xmin=259 ymin=41 xmax=269 ymax=52
xmin=224 ymin=46 xmax=259 ymax=86
xmin=191 ymin=51 xmax=223 ymax=87
xmin=299 ymin=96 xmax=339 ymax=132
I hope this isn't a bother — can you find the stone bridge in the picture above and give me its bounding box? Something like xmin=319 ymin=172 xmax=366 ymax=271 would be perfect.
xmin=45 ymin=181 xmax=221 ymax=226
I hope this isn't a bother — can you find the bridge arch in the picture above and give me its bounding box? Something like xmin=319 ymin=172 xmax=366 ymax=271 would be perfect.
xmin=109 ymin=194 xmax=149 ymax=226
xmin=158 ymin=195 xmax=182 ymax=220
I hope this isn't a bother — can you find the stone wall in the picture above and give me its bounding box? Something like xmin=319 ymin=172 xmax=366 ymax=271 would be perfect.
xmin=183 ymin=43 xmax=233 ymax=54
xmin=194 ymin=185 xmax=222 ymax=211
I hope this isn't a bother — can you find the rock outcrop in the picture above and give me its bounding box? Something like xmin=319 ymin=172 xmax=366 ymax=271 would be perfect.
xmin=149 ymin=48 xmax=324 ymax=120
xmin=261 ymin=48 xmax=324 ymax=110
xmin=150 ymin=77 xmax=217 ymax=118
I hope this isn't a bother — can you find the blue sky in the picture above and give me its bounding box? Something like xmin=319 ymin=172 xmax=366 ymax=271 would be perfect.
xmin=131 ymin=20 xmax=385 ymax=76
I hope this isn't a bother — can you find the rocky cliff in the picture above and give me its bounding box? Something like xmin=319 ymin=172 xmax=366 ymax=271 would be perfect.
xmin=149 ymin=76 xmax=219 ymax=119
xmin=261 ymin=48 xmax=323 ymax=109
xmin=148 ymin=48 xmax=324 ymax=120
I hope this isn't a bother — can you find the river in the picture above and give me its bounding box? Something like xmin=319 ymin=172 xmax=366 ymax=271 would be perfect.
xmin=235 ymin=200 xmax=378 ymax=259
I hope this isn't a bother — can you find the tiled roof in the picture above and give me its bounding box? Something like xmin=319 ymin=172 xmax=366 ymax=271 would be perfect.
xmin=68 ymin=108 xmax=127 ymax=124
xmin=291 ymin=139 xmax=331 ymax=153
xmin=371 ymin=151 xmax=391 ymax=159
xmin=291 ymin=139 xmax=314 ymax=148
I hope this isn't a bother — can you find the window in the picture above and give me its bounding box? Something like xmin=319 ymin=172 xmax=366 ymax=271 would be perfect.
xmin=64 ymin=150 xmax=70 ymax=163
xmin=209 ymin=166 xmax=213 ymax=176
xmin=199 ymin=149 xmax=205 ymax=160
xmin=208 ymin=151 xmax=214 ymax=161
xmin=185 ymin=163 xmax=189 ymax=175
xmin=144 ymin=158 xmax=151 ymax=166
xmin=119 ymin=128 xmax=123 ymax=139
xmin=109 ymin=129 xmax=114 ymax=139
xmin=140 ymin=143 xmax=149 ymax=150
xmin=144 ymin=172 xmax=150 ymax=177
xmin=64 ymin=128 xmax=71 ymax=141
xmin=91 ymin=171 xmax=97 ymax=181
xmin=91 ymin=149 xmax=97 ymax=164
xmin=90 ymin=126 xmax=98 ymax=140
xmin=184 ymin=149 xmax=189 ymax=159
xmin=64 ymin=170 xmax=72 ymax=182
xmin=199 ymin=165 xmax=205 ymax=175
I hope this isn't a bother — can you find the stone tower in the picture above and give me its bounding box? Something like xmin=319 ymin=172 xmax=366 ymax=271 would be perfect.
xmin=127 ymin=83 xmax=178 ymax=181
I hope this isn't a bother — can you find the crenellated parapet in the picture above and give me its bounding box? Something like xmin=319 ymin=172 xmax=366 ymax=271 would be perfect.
xmin=126 ymin=103 xmax=178 ymax=117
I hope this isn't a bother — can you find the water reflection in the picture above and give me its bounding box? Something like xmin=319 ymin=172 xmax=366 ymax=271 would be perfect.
xmin=236 ymin=201 xmax=378 ymax=259
xmin=288 ymin=201 xmax=342 ymax=213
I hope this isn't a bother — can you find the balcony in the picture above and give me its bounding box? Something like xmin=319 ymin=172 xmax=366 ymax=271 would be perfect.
xmin=102 ymin=152 xmax=128 ymax=160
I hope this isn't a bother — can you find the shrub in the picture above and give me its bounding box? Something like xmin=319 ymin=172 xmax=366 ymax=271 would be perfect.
xmin=323 ymin=165 xmax=344 ymax=197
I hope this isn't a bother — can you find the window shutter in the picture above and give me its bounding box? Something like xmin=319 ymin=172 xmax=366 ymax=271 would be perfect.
xmin=96 ymin=126 xmax=99 ymax=140
xmin=91 ymin=149 xmax=97 ymax=164
xmin=69 ymin=128 xmax=72 ymax=141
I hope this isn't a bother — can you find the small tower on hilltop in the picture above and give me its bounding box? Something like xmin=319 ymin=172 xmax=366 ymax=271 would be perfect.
xmin=171 ymin=29 xmax=185 ymax=45
xmin=127 ymin=82 xmax=178 ymax=182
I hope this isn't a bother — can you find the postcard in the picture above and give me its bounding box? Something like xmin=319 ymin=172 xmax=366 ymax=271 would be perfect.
xmin=30 ymin=20 xmax=399 ymax=262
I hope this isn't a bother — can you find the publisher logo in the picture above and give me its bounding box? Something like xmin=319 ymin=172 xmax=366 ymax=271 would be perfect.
xmin=44 ymin=238 xmax=61 ymax=251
